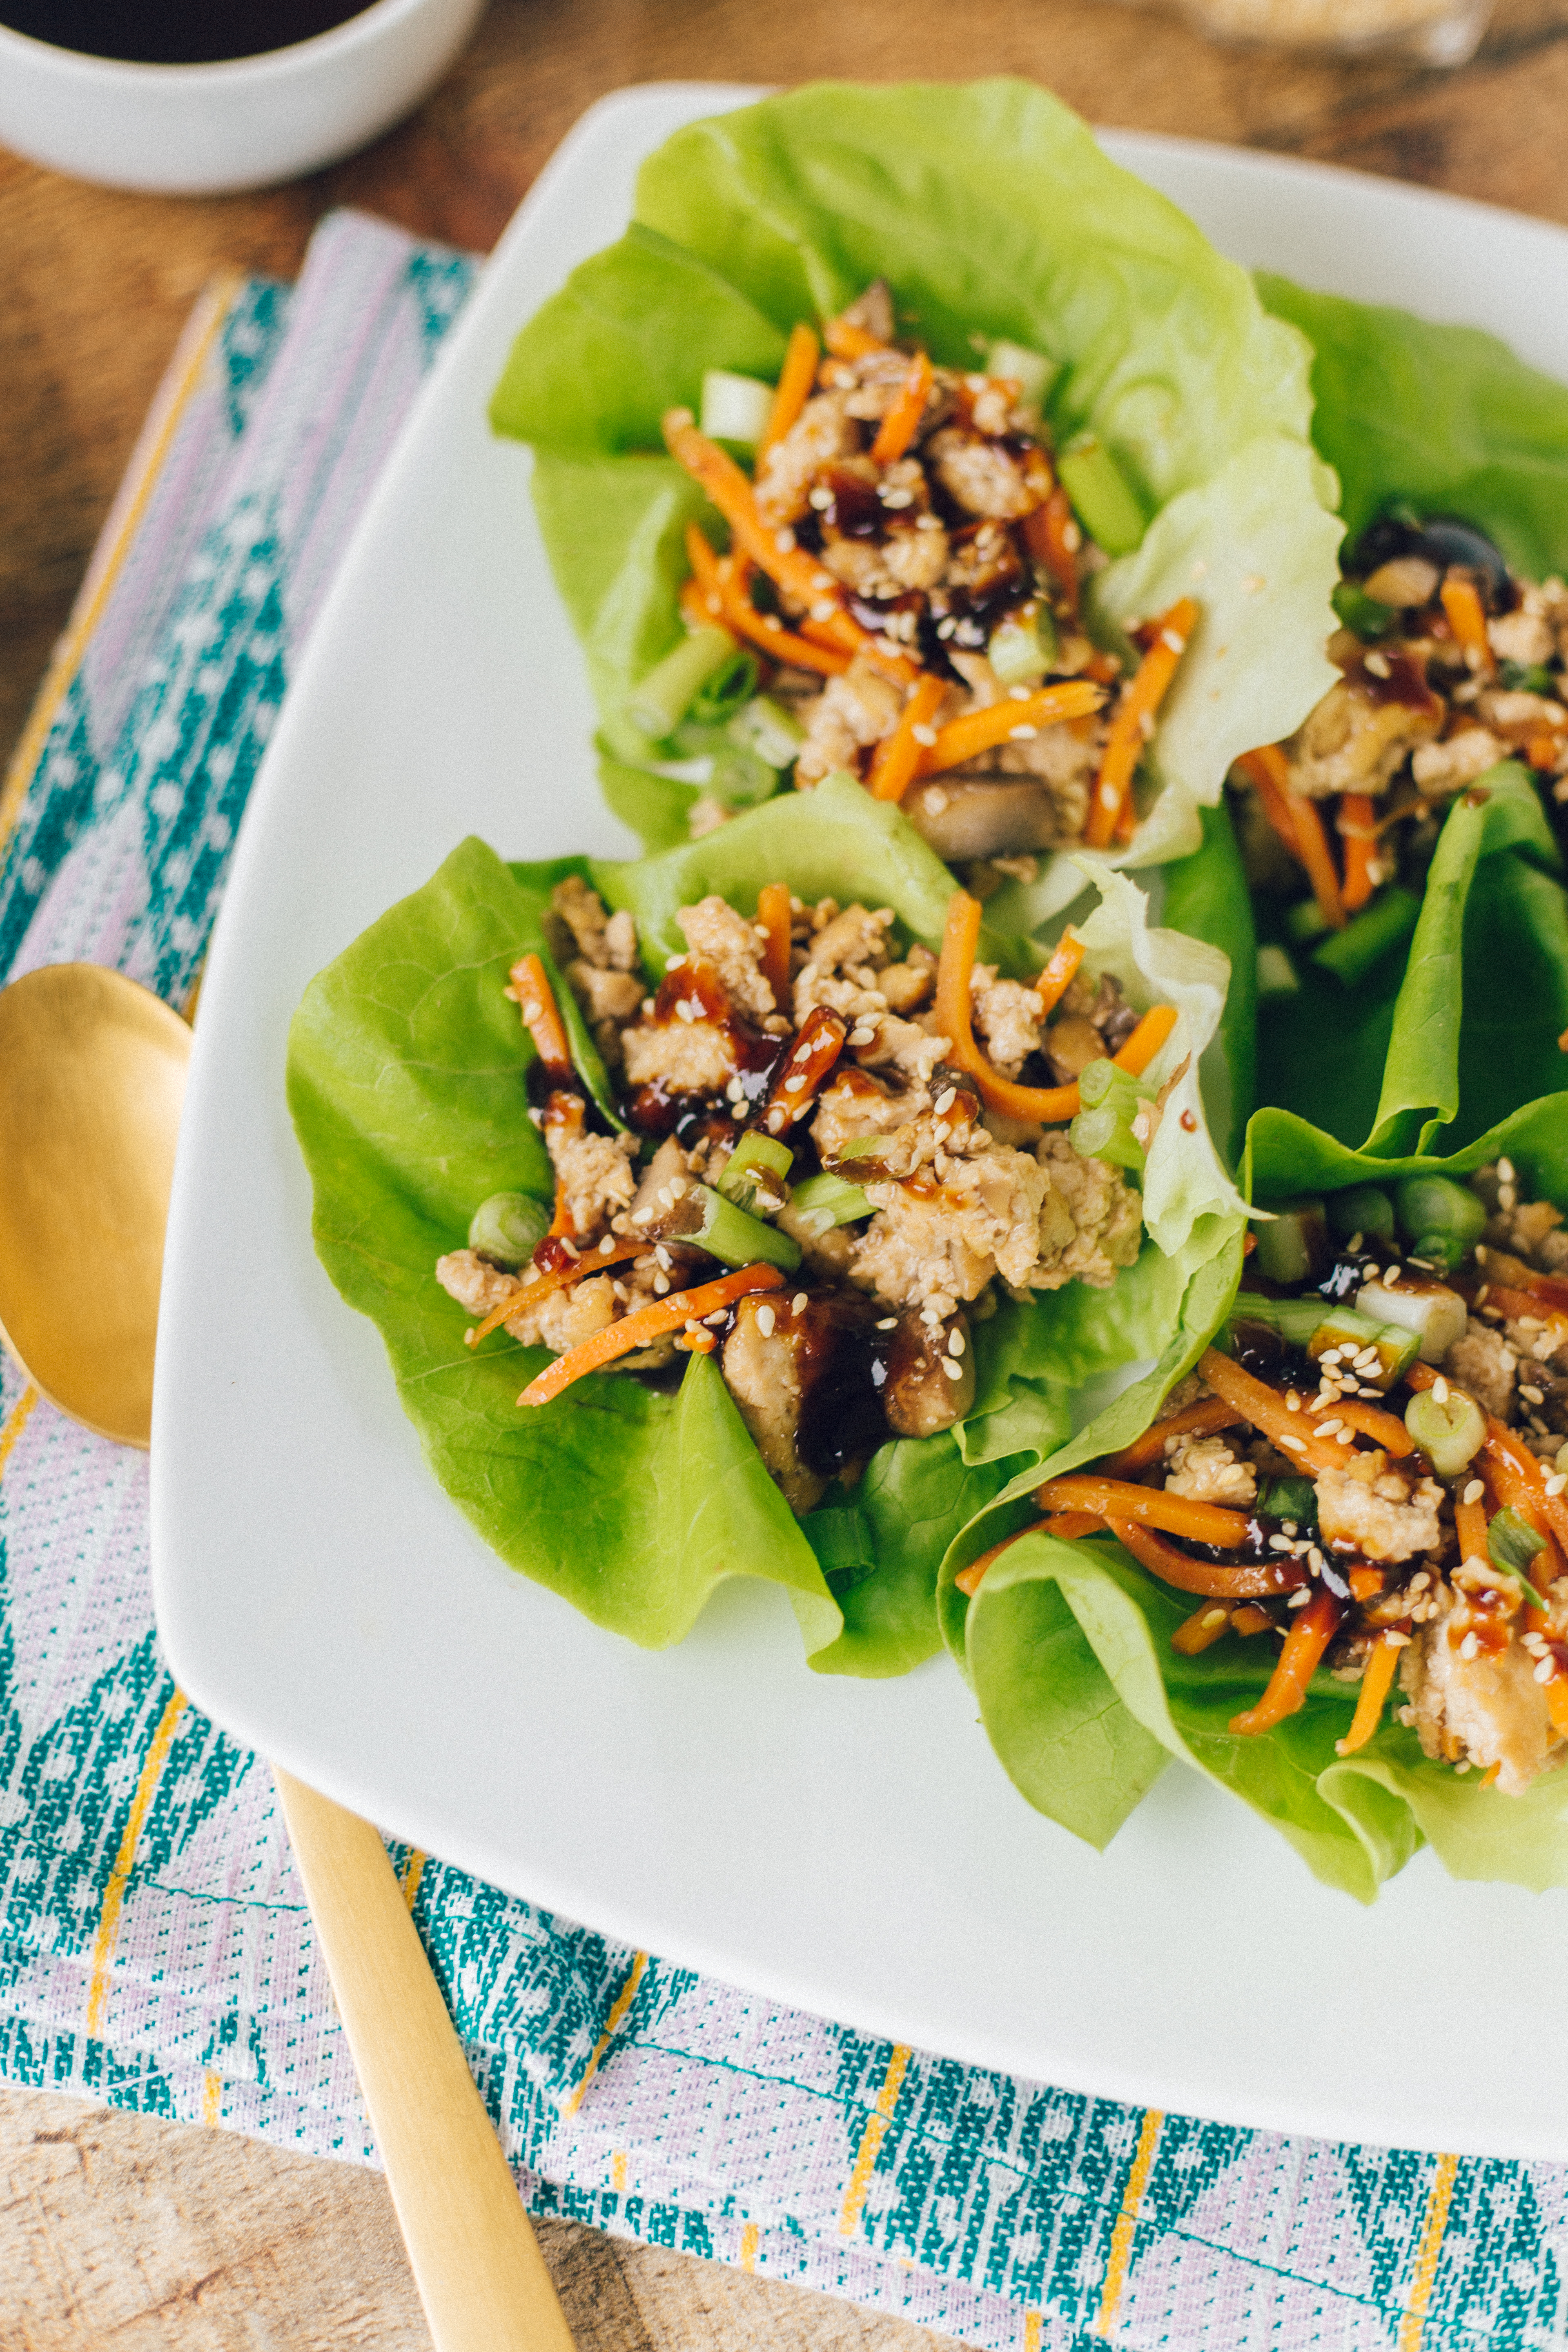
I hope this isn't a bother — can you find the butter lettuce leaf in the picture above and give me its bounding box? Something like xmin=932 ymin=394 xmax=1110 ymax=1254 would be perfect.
xmin=494 ymin=80 xmax=1341 ymax=880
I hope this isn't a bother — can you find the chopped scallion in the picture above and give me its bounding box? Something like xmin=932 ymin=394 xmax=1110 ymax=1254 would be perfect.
xmin=699 ymin=368 xmax=776 ymax=449
xmin=788 ymin=1172 xmax=874 ymax=1229
xmin=1056 ymin=432 xmax=1145 ymax=557
xmin=627 ymin=628 xmax=741 ymax=744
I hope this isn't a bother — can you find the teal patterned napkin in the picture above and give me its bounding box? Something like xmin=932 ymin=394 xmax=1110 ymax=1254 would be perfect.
xmin=0 ymin=206 xmax=1558 ymax=2352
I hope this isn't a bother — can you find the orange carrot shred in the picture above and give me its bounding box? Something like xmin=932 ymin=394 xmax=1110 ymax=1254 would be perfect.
xmin=1440 ymin=572 xmax=1495 ymax=678
xmin=757 ymin=882 xmax=793 ymax=1011
xmin=871 ymin=350 xmax=933 ymax=466
xmin=1336 ymin=1632 xmax=1402 ymax=1755
xmin=822 ymin=315 xmax=886 ymax=360
xmin=1105 ymin=1515 xmax=1294 ymax=1601
xmin=509 ymin=951 xmax=572 ymax=1076
xmin=1084 ymin=598 xmax=1197 ymax=848
xmin=1023 ymin=485 xmax=1080 ymax=618
xmin=1172 ymin=1603 xmax=1235 ymax=1656
xmin=685 ymin=526 xmax=849 ymax=678
xmin=915 ymin=680 xmax=1103 ymax=780
xmin=1528 ymin=735 xmax=1563 ymax=771
xmin=518 ymin=1264 xmax=784 ymax=1407
xmin=869 ymin=673 xmax=947 ymax=803
xmin=1100 ymin=1396 xmax=1247 ymax=1477
xmin=1338 ymin=792 xmax=1379 ymax=914
xmin=1037 ymin=1473 xmax=1250 ymax=1549
xmin=1033 ymin=929 xmax=1085 ymax=1016
xmin=1198 ymin=1347 xmax=1344 ymax=1474
xmin=760 ymin=323 xmax=820 ymax=453
xmin=1236 ymin=745 xmax=1346 ymax=932
xmin=1230 ymin=1588 xmax=1344 ymax=1735
xmin=1116 ymin=1005 xmax=1178 ymax=1078
xmin=1348 ymin=1566 xmax=1385 ymax=1602
xmin=1313 ymin=1394 xmax=1414 ymax=1456
xmin=467 ymin=1242 xmax=643 ymax=1346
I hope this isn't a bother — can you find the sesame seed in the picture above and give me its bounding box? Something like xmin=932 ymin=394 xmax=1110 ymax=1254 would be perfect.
xmin=1455 ymin=1758 xmax=1472 ymax=1774
xmin=1308 ymin=1546 xmax=1325 ymax=1571
xmin=1384 ymin=1265 xmax=1401 ymax=1287
xmin=1160 ymin=629 xmax=1187 ymax=653
xmin=1286 ymin=1394 xmax=1302 ymax=1413
xmin=1279 ymin=1432 xmax=1306 ymax=1451
xmin=876 ymin=1318 xmax=897 ymax=1331
xmin=1548 ymin=1474 xmax=1568 ymax=1498
xmin=655 ymin=1245 xmax=672 ymax=1270
xmin=1062 ymin=521 xmax=1082 ymax=553
xmin=1522 ymin=1385 xmax=1546 ymax=1405
xmin=1008 ymin=684 xmax=1033 ymax=702
xmin=1099 ymin=784 xmax=1119 ymax=808
xmin=1537 ymin=1656 xmax=1557 ymax=1684
xmin=935 ymin=1086 xmax=957 ymax=1114
xmin=1499 ymin=1158 xmax=1516 ymax=1183
xmin=1321 ymin=1347 xmax=1345 ymax=1365
xmin=942 ymin=1358 xmax=963 ymax=1380
xmin=911 ymin=724 xmax=939 ymax=748
xmin=755 ymin=1303 xmax=776 ymax=1337
xmin=1519 ymin=1316 xmax=1545 ymax=1333
xmin=1347 ymin=1232 xmax=1363 ymax=1254
xmin=774 ymin=528 xmax=796 ymax=552
xmin=782 ymin=1075 xmax=806 ymax=1093
xmin=849 ymin=1026 xmax=876 ymax=1047
xmin=1317 ymin=1418 xmax=1345 ymax=1437
xmin=949 ymin=1329 xmax=967 ymax=1356
xmin=1336 ymin=1427 xmax=1355 ymax=1444
xmin=1459 ymin=1631 xmax=1480 ymax=1662
xmin=1499 ymin=1185 xmax=1517 ymax=1211
xmin=1203 ymin=1609 xmax=1227 ymax=1629
xmin=706 ymin=1310 xmax=728 ymax=1326
xmin=1387 ymin=1631 xmax=1411 ymax=1649
xmin=1289 ymin=1587 xmax=1312 ymax=1608
xmin=1009 ymin=725 xmax=1039 ymax=742
xmin=1268 ymin=1534 xmax=1292 ymax=1551
xmin=653 ymin=1273 xmax=670 ymax=1296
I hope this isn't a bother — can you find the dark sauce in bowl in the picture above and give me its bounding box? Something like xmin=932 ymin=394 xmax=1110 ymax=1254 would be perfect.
xmin=2 ymin=0 xmax=375 ymax=63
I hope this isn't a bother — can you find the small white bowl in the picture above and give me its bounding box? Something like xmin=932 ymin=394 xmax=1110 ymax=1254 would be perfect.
xmin=0 ymin=0 xmax=486 ymax=196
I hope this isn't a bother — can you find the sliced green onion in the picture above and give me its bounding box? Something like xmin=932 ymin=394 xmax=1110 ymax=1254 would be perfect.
xmin=1309 ymin=1307 xmax=1418 ymax=1386
xmin=1395 ymin=1176 xmax=1486 ymax=1271
xmin=688 ymin=646 xmax=759 ymax=729
xmin=788 ymin=1171 xmax=874 ymax=1229
xmin=1312 ymin=888 xmax=1421 ymax=986
xmin=708 ymin=743 xmax=779 ymax=809
xmin=1069 ymin=1102 xmax=1145 ymax=1172
xmin=1489 ymin=1506 xmax=1548 ymax=1577
xmin=717 ymin=1131 xmax=794 ymax=1211
xmin=729 ymin=693 xmax=805 ymax=771
xmin=699 ymin=368 xmax=775 ymax=448
xmin=988 ymin=610 xmax=1049 ymax=687
xmin=1230 ymin=1294 xmax=1331 ymax=1345
xmin=468 ymin=1190 xmax=549 ymax=1268
xmin=1076 ymin=1058 xmax=1144 ymax=1116
xmin=1284 ymin=898 xmax=1331 ymax=946
xmin=984 ymin=338 xmax=1059 ymax=417
xmin=682 ymin=1183 xmax=801 ymax=1272
xmin=1328 ymin=1184 xmax=1395 ymax=1244
xmin=804 ymin=1503 xmax=877 ymax=1592
xmin=1056 ymin=432 xmax=1145 ymax=557
xmin=1331 ymin=578 xmax=1396 ymax=640
xmin=1405 ymin=1386 xmax=1486 ymax=1478
xmin=831 ymin=1133 xmax=889 ymax=1161
xmin=1253 ymin=1197 xmax=1330 ymax=1286
xmin=1256 ymin=944 xmax=1298 ymax=1000
xmin=626 ymin=628 xmax=739 ymax=743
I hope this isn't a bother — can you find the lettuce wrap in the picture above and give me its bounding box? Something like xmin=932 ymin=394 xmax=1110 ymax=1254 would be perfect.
xmin=287 ymin=776 xmax=1245 ymax=1681
xmin=1249 ymin=278 xmax=1568 ymax=1142
xmin=941 ymin=833 xmax=1568 ymax=1899
xmin=492 ymin=81 xmax=1341 ymax=902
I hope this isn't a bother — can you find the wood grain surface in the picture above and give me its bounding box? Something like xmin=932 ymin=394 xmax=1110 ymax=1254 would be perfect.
xmin=4 ymin=1 xmax=1567 ymax=2340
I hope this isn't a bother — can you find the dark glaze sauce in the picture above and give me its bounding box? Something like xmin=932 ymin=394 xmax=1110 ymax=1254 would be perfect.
xmin=622 ymin=958 xmax=786 ymax=1136
xmin=5 ymin=0 xmax=370 ymax=59
xmin=788 ymin=1290 xmax=897 ymax=1477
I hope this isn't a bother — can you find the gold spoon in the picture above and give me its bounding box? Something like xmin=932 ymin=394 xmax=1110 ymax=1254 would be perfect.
xmin=0 ymin=961 xmax=576 ymax=2352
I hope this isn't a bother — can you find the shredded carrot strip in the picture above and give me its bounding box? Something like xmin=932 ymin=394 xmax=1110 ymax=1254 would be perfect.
xmin=1023 ymin=486 xmax=1080 ymax=618
xmin=1084 ymin=599 xmax=1197 ymax=849
xmin=761 ymin=323 xmax=820 ymax=453
xmin=1440 ymin=573 xmax=1495 ymax=678
xmin=1229 ymin=1588 xmax=1344 ymax=1735
xmin=1463 ymin=1281 xmax=1568 ymax=1353
xmin=1172 ymin=1603 xmax=1236 ymax=1656
xmin=684 ymin=522 xmax=726 ymax=606
xmin=685 ymin=528 xmax=850 ymax=678
xmin=1338 ymin=793 xmax=1379 ymax=914
xmin=1033 ymin=929 xmax=1085 ymax=1017
xmin=1100 ymin=1396 xmax=1247 ymax=1478
xmin=931 ymin=889 xmax=1175 ymax=1126
xmin=662 ymin=411 xmax=916 ymax=681
xmin=680 ymin=576 xmax=726 ymax=634
xmin=1482 ymin=1436 xmax=1568 ymax=1580
xmin=1236 ymin=745 xmax=1346 ymax=931
xmin=1337 ymin=1633 xmax=1402 ymax=1755
xmin=1197 ymin=1347 xmax=1344 ymax=1474
xmin=518 ymin=1264 xmax=784 ymax=1407
xmin=674 ymin=1329 xmax=717 ymax=1354
xmin=1037 ymin=1473 xmax=1250 ymax=1549
xmin=1231 ymin=1603 xmax=1276 ymax=1635
xmin=757 ymin=882 xmax=793 ymax=1011
xmin=953 ymin=1527 xmax=1036 ymax=1597
xmin=1454 ymin=1489 xmax=1490 ymax=1567
xmin=869 ymin=673 xmax=948 ymax=802
xmin=1348 ymin=1566 xmax=1385 ymax=1602
xmin=1105 ymin=1515 xmax=1294 ymax=1601
xmin=1311 ymin=1394 xmax=1414 ymax=1456
xmin=822 ymin=314 xmax=886 ymax=360
xmin=509 ymin=952 xmax=572 ymax=1076
xmin=916 ymin=680 xmax=1103 ymax=779
xmin=1040 ymin=1510 xmax=1102 ymax=1540
xmin=1548 ymin=1678 xmax=1568 ymax=1739
xmin=1528 ymin=734 xmax=1564 ymax=770
xmin=871 ymin=350 xmax=933 ymax=466
xmin=468 ymin=1242 xmax=644 ymax=1346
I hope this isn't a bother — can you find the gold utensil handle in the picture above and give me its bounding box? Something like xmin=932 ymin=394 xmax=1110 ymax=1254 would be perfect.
xmin=274 ymin=1768 xmax=577 ymax=2351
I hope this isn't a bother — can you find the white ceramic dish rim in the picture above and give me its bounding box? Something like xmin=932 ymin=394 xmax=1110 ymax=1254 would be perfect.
xmin=0 ymin=0 xmax=429 ymax=83
xmin=152 ymin=84 xmax=1568 ymax=2163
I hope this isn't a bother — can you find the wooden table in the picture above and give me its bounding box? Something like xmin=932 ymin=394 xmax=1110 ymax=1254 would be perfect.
xmin=4 ymin=0 xmax=1568 ymax=2338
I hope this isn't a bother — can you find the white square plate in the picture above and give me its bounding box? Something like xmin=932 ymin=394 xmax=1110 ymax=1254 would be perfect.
xmin=152 ymin=83 xmax=1568 ymax=2160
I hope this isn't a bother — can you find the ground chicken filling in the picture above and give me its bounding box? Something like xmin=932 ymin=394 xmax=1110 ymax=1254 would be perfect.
xmin=657 ymin=280 xmax=1198 ymax=873
xmin=1232 ymin=510 xmax=1568 ymax=938
xmin=963 ymin=1158 xmax=1568 ymax=1795
xmin=437 ymin=878 xmax=1152 ymax=1518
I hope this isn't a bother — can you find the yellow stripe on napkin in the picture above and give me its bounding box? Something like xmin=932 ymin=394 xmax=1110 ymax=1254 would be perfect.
xmin=1093 ymin=2105 xmax=1164 ymax=2339
xmin=1397 ymin=2152 xmax=1459 ymax=2351
xmin=840 ymin=2042 xmax=911 ymax=2236
xmin=85 ymin=1685 xmax=188 ymax=2040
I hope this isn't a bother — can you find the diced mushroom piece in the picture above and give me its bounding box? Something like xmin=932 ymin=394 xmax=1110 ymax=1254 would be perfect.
xmin=1356 ymin=1274 xmax=1468 ymax=1364
xmin=882 ymin=1312 xmax=975 ymax=1437
xmin=904 ymin=777 xmax=1060 ymax=860
xmin=720 ymin=1294 xmax=826 ymax=1516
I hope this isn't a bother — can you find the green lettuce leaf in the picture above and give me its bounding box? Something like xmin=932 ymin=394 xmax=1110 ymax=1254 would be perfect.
xmin=495 ymin=80 xmax=1341 ymax=880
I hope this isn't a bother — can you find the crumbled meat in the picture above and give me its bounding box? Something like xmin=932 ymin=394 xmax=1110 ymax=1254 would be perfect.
xmin=1441 ymin=1316 xmax=1517 ymax=1421
xmin=1314 ymin=1454 xmax=1443 ymax=1564
xmin=548 ymin=876 xmax=638 ymax=973
xmin=971 ymin=968 xmax=1044 ymax=1080
xmin=1160 ymin=1370 xmax=1213 ymax=1417
xmin=621 ymin=1012 xmax=735 ymax=1096
xmin=878 ymin=946 xmax=937 ymax=1014
xmin=677 ymin=895 xmax=776 ymax=1023
xmin=793 ymin=903 xmax=896 ymax=1027
xmin=853 ymin=1145 xmax=1049 ymax=1317
xmin=1284 ymin=676 xmax=1442 ymax=800
xmin=566 ymin=963 xmax=644 ymax=1028
xmin=795 ymin=658 xmax=904 ymax=785
xmin=752 ymin=390 xmax=858 ymax=528
xmin=926 ymin=426 xmax=1036 ymax=520
xmin=1410 ymin=727 xmax=1506 ymax=795
xmin=1165 ymin=1435 xmax=1257 ymax=1508
xmin=1486 ymin=1192 xmax=1565 ymax=1264
xmin=546 ymin=1119 xmax=639 ymax=1245
xmin=1401 ymin=1585 xmax=1566 ymax=1795
xmin=1030 ymin=1135 xmax=1143 ymax=1292
xmin=1476 ymin=686 xmax=1568 ymax=742
xmin=720 ymin=1294 xmax=826 ymax=1514
xmin=811 ymin=1066 xmax=927 ymax=1166
xmin=436 ymin=1249 xmax=617 ymax=1356
xmin=775 ymin=1196 xmax=856 ymax=1278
